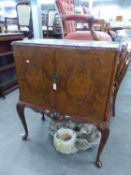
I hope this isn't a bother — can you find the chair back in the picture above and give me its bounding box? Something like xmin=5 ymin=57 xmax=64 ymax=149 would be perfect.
xmin=46 ymin=9 xmax=57 ymax=37
xmin=47 ymin=9 xmax=56 ymax=28
xmin=16 ymin=1 xmax=32 ymax=30
xmin=55 ymin=0 xmax=76 ymax=36
xmin=16 ymin=1 xmax=33 ymax=38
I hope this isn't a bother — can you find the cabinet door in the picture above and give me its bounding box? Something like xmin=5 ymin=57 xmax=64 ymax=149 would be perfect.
xmin=55 ymin=48 xmax=117 ymax=122
xmin=13 ymin=46 xmax=55 ymax=109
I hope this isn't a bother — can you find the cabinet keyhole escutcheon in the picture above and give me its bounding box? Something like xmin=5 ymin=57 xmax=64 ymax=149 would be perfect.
xmin=52 ymin=73 xmax=60 ymax=90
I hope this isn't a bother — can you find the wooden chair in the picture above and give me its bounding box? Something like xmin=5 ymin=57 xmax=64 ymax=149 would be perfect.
xmin=42 ymin=9 xmax=61 ymax=38
xmin=113 ymin=44 xmax=131 ymax=116
xmin=46 ymin=9 xmax=57 ymax=37
xmin=4 ymin=17 xmax=18 ymax=33
xmin=55 ymin=0 xmax=112 ymax=41
xmin=16 ymin=1 xmax=33 ymax=38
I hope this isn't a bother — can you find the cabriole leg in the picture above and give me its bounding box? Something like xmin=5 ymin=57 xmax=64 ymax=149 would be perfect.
xmin=16 ymin=102 xmax=28 ymax=140
xmin=96 ymin=124 xmax=110 ymax=168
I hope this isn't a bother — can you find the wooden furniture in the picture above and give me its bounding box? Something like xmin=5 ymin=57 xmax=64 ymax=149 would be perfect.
xmin=0 ymin=20 xmax=4 ymax=33
xmin=4 ymin=17 xmax=18 ymax=33
xmin=0 ymin=33 xmax=24 ymax=98
xmin=112 ymin=44 xmax=130 ymax=116
xmin=16 ymin=1 xmax=33 ymax=38
xmin=12 ymin=39 xmax=126 ymax=167
xmin=55 ymin=0 xmax=112 ymax=41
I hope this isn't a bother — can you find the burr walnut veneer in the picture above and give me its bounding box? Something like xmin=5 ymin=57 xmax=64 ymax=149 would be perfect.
xmin=12 ymin=39 xmax=121 ymax=168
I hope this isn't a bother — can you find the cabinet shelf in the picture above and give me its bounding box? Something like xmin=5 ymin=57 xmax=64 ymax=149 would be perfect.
xmin=0 ymin=33 xmax=24 ymax=98
xmin=0 ymin=77 xmax=17 ymax=88
xmin=0 ymin=51 xmax=13 ymax=56
xmin=0 ymin=63 xmax=15 ymax=72
xmin=0 ymin=78 xmax=18 ymax=98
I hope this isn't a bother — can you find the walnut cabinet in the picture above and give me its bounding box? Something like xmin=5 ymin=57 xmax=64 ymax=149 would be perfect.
xmin=12 ymin=39 xmax=120 ymax=167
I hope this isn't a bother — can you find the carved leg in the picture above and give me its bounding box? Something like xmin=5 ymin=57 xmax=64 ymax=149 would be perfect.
xmin=96 ymin=124 xmax=110 ymax=168
xmin=16 ymin=102 xmax=28 ymax=140
xmin=41 ymin=113 xmax=45 ymax=121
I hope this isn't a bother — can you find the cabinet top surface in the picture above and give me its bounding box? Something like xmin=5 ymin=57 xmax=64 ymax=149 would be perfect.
xmin=12 ymin=39 xmax=120 ymax=50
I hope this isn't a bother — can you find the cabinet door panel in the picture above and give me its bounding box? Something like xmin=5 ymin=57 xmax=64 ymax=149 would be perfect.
xmin=55 ymin=48 xmax=117 ymax=121
xmin=13 ymin=46 xmax=55 ymax=109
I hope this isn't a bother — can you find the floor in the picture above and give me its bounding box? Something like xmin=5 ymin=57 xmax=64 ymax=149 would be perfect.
xmin=0 ymin=64 xmax=131 ymax=175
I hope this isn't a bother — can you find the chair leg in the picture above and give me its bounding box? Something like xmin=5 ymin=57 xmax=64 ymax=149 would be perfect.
xmin=112 ymin=62 xmax=129 ymax=117
xmin=112 ymin=86 xmax=118 ymax=117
